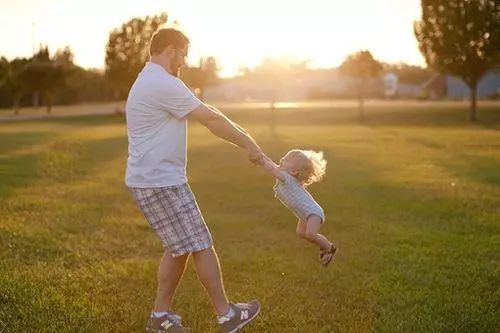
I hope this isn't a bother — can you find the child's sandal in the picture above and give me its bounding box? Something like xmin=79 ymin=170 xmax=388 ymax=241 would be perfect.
xmin=320 ymin=244 xmax=337 ymax=267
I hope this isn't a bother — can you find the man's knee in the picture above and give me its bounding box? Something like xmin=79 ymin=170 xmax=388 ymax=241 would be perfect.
xmin=191 ymin=246 xmax=214 ymax=257
xmin=164 ymin=250 xmax=190 ymax=261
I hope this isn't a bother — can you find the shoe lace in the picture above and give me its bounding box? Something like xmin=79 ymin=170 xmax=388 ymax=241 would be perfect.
xmin=234 ymin=303 xmax=251 ymax=310
xmin=166 ymin=313 xmax=182 ymax=325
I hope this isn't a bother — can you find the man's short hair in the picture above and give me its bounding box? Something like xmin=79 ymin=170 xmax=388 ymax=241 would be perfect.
xmin=149 ymin=28 xmax=190 ymax=56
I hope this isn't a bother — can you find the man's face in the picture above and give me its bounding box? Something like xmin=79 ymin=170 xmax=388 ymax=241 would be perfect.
xmin=170 ymin=45 xmax=188 ymax=77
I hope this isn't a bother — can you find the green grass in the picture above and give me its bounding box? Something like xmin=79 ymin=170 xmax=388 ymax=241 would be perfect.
xmin=0 ymin=102 xmax=499 ymax=332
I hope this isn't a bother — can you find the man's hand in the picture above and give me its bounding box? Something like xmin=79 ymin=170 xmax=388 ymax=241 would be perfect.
xmin=246 ymin=144 xmax=264 ymax=165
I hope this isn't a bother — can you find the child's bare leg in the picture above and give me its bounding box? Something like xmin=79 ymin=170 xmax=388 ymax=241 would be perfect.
xmin=303 ymin=215 xmax=332 ymax=251
xmin=296 ymin=219 xmax=307 ymax=238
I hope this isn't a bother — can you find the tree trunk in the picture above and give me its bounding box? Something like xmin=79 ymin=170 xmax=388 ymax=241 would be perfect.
xmin=45 ymin=93 xmax=52 ymax=115
xmin=270 ymin=103 xmax=276 ymax=136
xmin=469 ymin=82 xmax=477 ymax=122
xmin=13 ymin=98 xmax=20 ymax=116
xmin=33 ymin=91 xmax=39 ymax=109
xmin=358 ymin=97 xmax=364 ymax=121
xmin=358 ymin=84 xmax=364 ymax=122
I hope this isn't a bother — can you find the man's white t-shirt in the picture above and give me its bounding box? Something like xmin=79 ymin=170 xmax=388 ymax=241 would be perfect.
xmin=125 ymin=62 xmax=202 ymax=188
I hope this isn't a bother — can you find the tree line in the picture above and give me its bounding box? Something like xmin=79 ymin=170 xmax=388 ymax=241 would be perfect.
xmin=0 ymin=13 xmax=218 ymax=115
xmin=1 ymin=1 xmax=498 ymax=121
xmin=0 ymin=47 xmax=115 ymax=114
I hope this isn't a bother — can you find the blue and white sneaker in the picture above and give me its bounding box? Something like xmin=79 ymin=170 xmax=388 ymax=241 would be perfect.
xmin=218 ymin=300 xmax=261 ymax=333
xmin=146 ymin=311 xmax=186 ymax=332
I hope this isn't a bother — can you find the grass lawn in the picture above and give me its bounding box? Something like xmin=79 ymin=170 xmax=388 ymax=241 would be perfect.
xmin=1 ymin=102 xmax=499 ymax=332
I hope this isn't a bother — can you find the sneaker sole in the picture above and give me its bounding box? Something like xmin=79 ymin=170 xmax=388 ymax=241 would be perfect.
xmin=145 ymin=326 xmax=190 ymax=332
xmin=226 ymin=306 xmax=261 ymax=333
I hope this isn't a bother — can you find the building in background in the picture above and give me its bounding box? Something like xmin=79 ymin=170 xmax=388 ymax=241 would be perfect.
xmin=422 ymin=69 xmax=500 ymax=100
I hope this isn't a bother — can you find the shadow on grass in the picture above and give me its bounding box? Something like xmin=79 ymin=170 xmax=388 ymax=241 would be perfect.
xmin=0 ymin=131 xmax=59 ymax=156
xmin=226 ymin=105 xmax=500 ymax=129
xmin=437 ymin=154 xmax=500 ymax=186
xmin=3 ymin=104 xmax=499 ymax=133
xmin=374 ymin=129 xmax=500 ymax=186
xmin=0 ymin=135 xmax=127 ymax=199
xmin=0 ymin=113 xmax=126 ymax=127
xmin=324 ymin=149 xmax=499 ymax=332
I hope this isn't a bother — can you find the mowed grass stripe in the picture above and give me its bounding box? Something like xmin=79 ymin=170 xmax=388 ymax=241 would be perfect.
xmin=0 ymin=104 xmax=499 ymax=332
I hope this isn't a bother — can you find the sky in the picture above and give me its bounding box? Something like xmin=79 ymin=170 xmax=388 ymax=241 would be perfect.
xmin=0 ymin=0 xmax=425 ymax=77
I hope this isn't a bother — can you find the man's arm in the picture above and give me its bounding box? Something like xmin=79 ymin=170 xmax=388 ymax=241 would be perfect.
xmin=188 ymin=104 xmax=262 ymax=163
xmin=206 ymin=104 xmax=249 ymax=135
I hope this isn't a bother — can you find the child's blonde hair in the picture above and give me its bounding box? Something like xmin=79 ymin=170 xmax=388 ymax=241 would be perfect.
xmin=287 ymin=149 xmax=327 ymax=186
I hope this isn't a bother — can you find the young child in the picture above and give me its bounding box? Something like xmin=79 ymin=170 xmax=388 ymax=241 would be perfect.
xmin=259 ymin=149 xmax=337 ymax=266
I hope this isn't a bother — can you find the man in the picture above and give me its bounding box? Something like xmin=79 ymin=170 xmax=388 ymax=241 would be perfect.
xmin=125 ymin=28 xmax=262 ymax=332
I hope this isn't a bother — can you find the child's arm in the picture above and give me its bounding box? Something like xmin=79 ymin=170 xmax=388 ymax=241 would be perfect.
xmin=259 ymin=154 xmax=286 ymax=182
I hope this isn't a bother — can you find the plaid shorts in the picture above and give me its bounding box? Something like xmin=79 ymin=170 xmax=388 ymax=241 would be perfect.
xmin=129 ymin=184 xmax=213 ymax=257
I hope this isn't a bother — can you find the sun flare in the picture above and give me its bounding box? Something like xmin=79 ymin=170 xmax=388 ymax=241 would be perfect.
xmin=1 ymin=0 xmax=424 ymax=76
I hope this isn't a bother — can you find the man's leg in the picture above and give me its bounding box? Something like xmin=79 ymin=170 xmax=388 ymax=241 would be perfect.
xmin=154 ymin=250 xmax=190 ymax=312
xmin=191 ymin=247 xmax=230 ymax=316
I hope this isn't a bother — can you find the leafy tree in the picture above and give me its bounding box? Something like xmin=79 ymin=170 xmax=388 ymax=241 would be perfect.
xmin=105 ymin=13 xmax=168 ymax=99
xmin=53 ymin=46 xmax=75 ymax=66
xmin=32 ymin=46 xmax=50 ymax=62
xmin=414 ymin=0 xmax=500 ymax=121
xmin=57 ymin=67 xmax=115 ymax=104
xmin=339 ymin=50 xmax=383 ymax=121
xmin=1 ymin=47 xmax=115 ymax=110
xmin=180 ymin=57 xmax=219 ymax=100
xmin=22 ymin=46 xmax=69 ymax=114
xmin=0 ymin=57 xmax=29 ymax=114
xmin=23 ymin=62 xmax=64 ymax=114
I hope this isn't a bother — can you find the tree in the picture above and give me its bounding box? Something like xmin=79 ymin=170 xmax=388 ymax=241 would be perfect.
xmin=23 ymin=46 xmax=72 ymax=114
xmin=32 ymin=45 xmax=50 ymax=62
xmin=0 ymin=57 xmax=29 ymax=115
xmin=56 ymin=66 xmax=115 ymax=104
xmin=180 ymin=57 xmax=219 ymax=100
xmin=0 ymin=57 xmax=7 ymax=104
xmin=23 ymin=62 xmax=64 ymax=114
xmin=339 ymin=50 xmax=383 ymax=121
xmin=53 ymin=46 xmax=75 ymax=66
xmin=105 ymin=13 xmax=168 ymax=99
xmin=1 ymin=50 xmax=114 ymax=110
xmin=414 ymin=0 xmax=500 ymax=121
